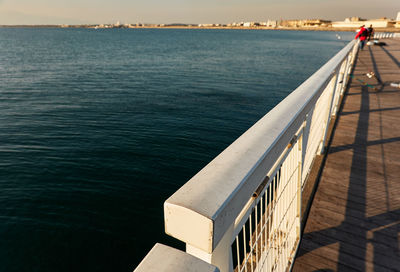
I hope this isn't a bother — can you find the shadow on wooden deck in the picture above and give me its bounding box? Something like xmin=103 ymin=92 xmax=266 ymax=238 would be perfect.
xmin=293 ymin=39 xmax=400 ymax=271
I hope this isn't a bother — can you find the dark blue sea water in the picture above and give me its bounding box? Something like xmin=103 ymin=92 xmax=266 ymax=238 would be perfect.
xmin=0 ymin=28 xmax=353 ymax=271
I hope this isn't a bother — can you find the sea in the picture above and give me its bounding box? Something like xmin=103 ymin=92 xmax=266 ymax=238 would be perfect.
xmin=0 ymin=28 xmax=353 ymax=272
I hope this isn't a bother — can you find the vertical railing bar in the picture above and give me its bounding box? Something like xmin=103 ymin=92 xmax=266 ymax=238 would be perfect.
xmin=276 ymin=171 xmax=285 ymax=265
xmin=266 ymin=185 xmax=270 ymax=271
xmin=236 ymin=236 xmax=241 ymax=272
xmin=287 ymin=147 xmax=293 ymax=266
xmin=284 ymin=158 xmax=288 ymax=271
xmin=272 ymin=175 xmax=276 ymax=270
xmin=290 ymin=149 xmax=295 ymax=267
xmin=275 ymin=175 xmax=278 ymax=272
xmin=249 ymin=212 xmax=254 ymax=272
xmin=282 ymin=160 xmax=286 ymax=265
xmin=286 ymin=149 xmax=295 ymax=269
xmin=255 ymin=204 xmax=259 ymax=272
xmin=279 ymin=165 xmax=283 ymax=271
xmin=265 ymin=189 xmax=268 ymax=251
xmin=297 ymin=137 xmax=300 ymax=247
xmin=276 ymin=170 xmax=280 ymax=270
xmin=279 ymin=171 xmax=282 ymax=270
xmin=290 ymin=177 xmax=292 ymax=260
xmin=276 ymin=171 xmax=279 ymax=271
xmin=243 ymin=224 xmax=248 ymax=272
xmin=290 ymin=160 xmax=294 ymax=265
xmin=292 ymin=145 xmax=297 ymax=262
xmin=260 ymin=195 xmax=264 ymax=262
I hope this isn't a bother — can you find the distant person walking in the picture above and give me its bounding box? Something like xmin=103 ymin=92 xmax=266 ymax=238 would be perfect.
xmin=355 ymin=25 xmax=369 ymax=50
xmin=367 ymin=24 xmax=374 ymax=40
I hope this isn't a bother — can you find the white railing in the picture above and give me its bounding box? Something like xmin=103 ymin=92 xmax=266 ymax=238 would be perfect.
xmin=135 ymin=39 xmax=359 ymax=271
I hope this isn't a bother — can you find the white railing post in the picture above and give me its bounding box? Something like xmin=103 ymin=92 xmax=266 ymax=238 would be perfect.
xmin=340 ymin=53 xmax=352 ymax=95
xmin=186 ymin=224 xmax=234 ymax=272
xmin=332 ymin=57 xmax=348 ymax=116
xmin=297 ymin=129 xmax=303 ymax=236
xmin=341 ymin=42 xmax=358 ymax=95
xmin=318 ymin=70 xmax=339 ymax=155
xmin=349 ymin=42 xmax=359 ymax=73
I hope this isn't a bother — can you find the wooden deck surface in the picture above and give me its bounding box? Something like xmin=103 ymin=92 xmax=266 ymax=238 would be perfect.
xmin=293 ymin=39 xmax=400 ymax=271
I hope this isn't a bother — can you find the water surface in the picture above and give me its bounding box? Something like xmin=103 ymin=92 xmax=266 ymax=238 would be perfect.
xmin=0 ymin=28 xmax=353 ymax=271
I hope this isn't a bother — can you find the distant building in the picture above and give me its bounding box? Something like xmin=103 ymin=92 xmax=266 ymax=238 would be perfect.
xmin=258 ymin=20 xmax=277 ymax=27
xmin=332 ymin=17 xmax=395 ymax=28
xmin=280 ymin=19 xmax=331 ymax=27
xmin=232 ymin=22 xmax=244 ymax=27
xmin=241 ymin=22 xmax=262 ymax=27
xmin=266 ymin=20 xmax=278 ymax=27
xmin=302 ymin=19 xmax=331 ymax=27
xmin=198 ymin=24 xmax=215 ymax=27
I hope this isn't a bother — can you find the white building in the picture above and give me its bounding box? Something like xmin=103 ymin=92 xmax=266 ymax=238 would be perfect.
xmin=266 ymin=20 xmax=277 ymax=27
xmin=332 ymin=17 xmax=395 ymax=28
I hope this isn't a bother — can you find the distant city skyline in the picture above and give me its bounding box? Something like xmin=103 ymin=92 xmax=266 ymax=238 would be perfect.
xmin=0 ymin=0 xmax=398 ymax=25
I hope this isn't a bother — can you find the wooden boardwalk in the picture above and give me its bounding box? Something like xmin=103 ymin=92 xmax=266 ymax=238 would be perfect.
xmin=293 ymin=39 xmax=400 ymax=271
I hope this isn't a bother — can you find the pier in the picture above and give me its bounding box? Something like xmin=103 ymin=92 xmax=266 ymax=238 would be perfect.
xmin=293 ymin=38 xmax=400 ymax=271
xmin=135 ymin=34 xmax=400 ymax=272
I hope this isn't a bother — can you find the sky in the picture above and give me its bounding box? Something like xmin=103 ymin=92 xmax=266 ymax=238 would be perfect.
xmin=0 ymin=0 xmax=399 ymax=25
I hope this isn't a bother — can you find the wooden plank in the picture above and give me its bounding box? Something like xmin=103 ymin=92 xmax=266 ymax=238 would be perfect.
xmin=300 ymin=221 xmax=399 ymax=260
xmin=299 ymin=239 xmax=395 ymax=272
xmin=303 ymin=210 xmax=400 ymax=248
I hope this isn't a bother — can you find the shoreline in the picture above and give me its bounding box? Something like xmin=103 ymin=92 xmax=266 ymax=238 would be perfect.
xmin=0 ymin=25 xmax=400 ymax=33
xmin=1 ymin=25 xmax=400 ymax=32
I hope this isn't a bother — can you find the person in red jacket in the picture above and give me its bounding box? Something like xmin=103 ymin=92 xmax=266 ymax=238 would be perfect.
xmin=355 ymin=25 xmax=369 ymax=50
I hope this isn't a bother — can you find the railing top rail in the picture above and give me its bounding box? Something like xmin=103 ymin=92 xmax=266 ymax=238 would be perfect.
xmin=164 ymin=40 xmax=356 ymax=253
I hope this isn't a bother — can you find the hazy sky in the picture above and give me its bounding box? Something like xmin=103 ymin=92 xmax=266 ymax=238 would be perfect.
xmin=0 ymin=0 xmax=398 ymax=25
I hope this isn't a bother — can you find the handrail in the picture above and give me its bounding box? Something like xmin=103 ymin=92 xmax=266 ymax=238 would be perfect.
xmin=164 ymin=40 xmax=356 ymax=255
xmin=134 ymin=38 xmax=361 ymax=272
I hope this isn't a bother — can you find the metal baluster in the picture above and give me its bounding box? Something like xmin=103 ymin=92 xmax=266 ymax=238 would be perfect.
xmin=243 ymin=225 xmax=248 ymax=272
xmin=249 ymin=212 xmax=254 ymax=272
xmin=255 ymin=204 xmax=259 ymax=272
xmin=236 ymin=236 xmax=241 ymax=272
